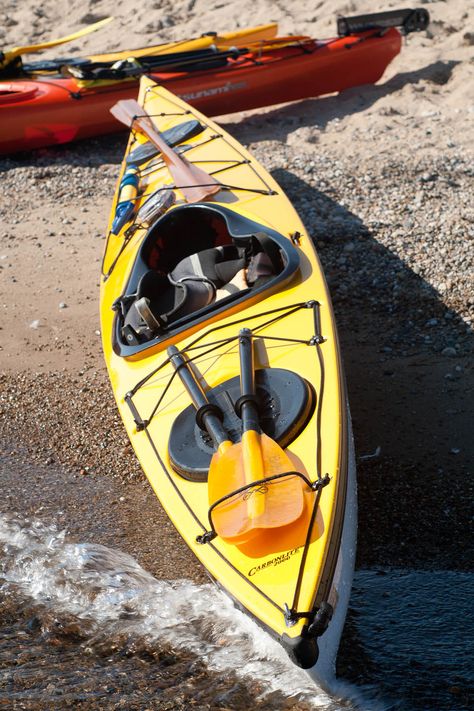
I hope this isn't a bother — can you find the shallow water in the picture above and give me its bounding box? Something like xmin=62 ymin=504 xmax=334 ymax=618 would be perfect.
xmin=0 ymin=513 xmax=472 ymax=710
xmin=341 ymin=570 xmax=473 ymax=711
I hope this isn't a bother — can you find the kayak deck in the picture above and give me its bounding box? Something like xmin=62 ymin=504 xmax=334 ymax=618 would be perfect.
xmin=100 ymin=78 xmax=351 ymax=668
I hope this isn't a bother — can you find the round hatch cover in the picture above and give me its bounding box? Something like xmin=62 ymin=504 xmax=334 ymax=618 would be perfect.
xmin=169 ymin=368 xmax=315 ymax=482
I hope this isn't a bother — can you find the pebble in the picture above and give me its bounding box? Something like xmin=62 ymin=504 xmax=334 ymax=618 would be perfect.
xmin=441 ymin=347 xmax=457 ymax=357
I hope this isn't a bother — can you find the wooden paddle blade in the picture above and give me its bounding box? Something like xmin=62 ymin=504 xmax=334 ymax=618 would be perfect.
xmin=209 ymin=434 xmax=305 ymax=544
xmin=110 ymin=98 xmax=220 ymax=203
xmin=109 ymin=100 xmax=136 ymax=129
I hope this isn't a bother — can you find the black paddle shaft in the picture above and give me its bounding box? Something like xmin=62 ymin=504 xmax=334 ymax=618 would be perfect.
xmin=167 ymin=346 xmax=229 ymax=449
xmin=237 ymin=328 xmax=261 ymax=433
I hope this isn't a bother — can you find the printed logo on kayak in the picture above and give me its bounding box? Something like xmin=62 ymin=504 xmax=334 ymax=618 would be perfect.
xmin=179 ymin=81 xmax=247 ymax=102
xmin=248 ymin=548 xmax=300 ymax=577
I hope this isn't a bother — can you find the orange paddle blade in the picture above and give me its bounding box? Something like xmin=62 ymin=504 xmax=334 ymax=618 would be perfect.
xmin=208 ymin=433 xmax=305 ymax=545
xmin=110 ymin=98 xmax=221 ymax=203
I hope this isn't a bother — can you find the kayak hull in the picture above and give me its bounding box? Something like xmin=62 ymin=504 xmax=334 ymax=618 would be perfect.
xmin=100 ymin=77 xmax=355 ymax=669
xmin=0 ymin=28 xmax=401 ymax=154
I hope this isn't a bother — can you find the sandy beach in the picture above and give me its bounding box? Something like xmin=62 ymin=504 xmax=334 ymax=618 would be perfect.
xmin=1 ymin=0 xmax=472 ymax=566
xmin=0 ymin=1 xmax=473 ymax=706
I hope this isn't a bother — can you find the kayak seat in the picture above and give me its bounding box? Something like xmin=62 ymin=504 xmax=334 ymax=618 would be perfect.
xmin=114 ymin=204 xmax=301 ymax=355
xmin=122 ymin=244 xmax=262 ymax=343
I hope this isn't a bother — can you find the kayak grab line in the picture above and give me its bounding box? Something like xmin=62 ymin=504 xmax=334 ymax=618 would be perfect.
xmin=196 ymin=470 xmax=328 ymax=544
xmin=141 ymin=139 xmax=275 ymax=195
xmin=191 ymin=158 xmax=251 ymax=177
xmin=19 ymin=78 xmax=82 ymax=100
xmin=314 ymin=340 xmax=325 ymax=478
xmin=102 ymin=229 xmax=137 ymax=280
xmin=140 ymin=134 xmax=222 ymax=177
xmin=284 ymin=480 xmax=331 ymax=626
xmin=220 ymin=184 xmax=276 ymax=195
xmin=134 ymin=109 xmax=192 ymax=119
xmin=183 ymin=302 xmax=311 ymax=354
xmin=125 ymin=303 xmax=317 ymax=404
xmin=342 ymin=28 xmax=389 ymax=50
xmin=208 ymin=129 xmax=277 ymax=196
xmin=125 ymin=300 xmax=322 ymax=430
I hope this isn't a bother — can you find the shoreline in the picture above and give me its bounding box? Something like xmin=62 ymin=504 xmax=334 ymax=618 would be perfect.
xmin=1 ymin=0 xmax=473 ymax=588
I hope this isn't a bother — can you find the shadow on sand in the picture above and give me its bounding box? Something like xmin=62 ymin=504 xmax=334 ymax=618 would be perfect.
xmin=221 ymin=60 xmax=460 ymax=139
xmin=269 ymin=169 xmax=472 ymax=707
xmin=270 ymin=168 xmax=472 ymax=573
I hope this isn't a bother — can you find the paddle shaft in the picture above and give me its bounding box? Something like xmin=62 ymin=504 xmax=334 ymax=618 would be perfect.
xmin=238 ymin=328 xmax=260 ymax=433
xmin=238 ymin=328 xmax=266 ymax=519
xmin=167 ymin=346 xmax=229 ymax=450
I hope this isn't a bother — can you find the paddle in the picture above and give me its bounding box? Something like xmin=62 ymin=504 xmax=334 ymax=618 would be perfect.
xmin=110 ymin=99 xmax=221 ymax=203
xmin=168 ymin=338 xmax=305 ymax=544
xmin=167 ymin=345 xmax=234 ymax=462
xmin=245 ymin=34 xmax=312 ymax=51
xmin=0 ymin=17 xmax=113 ymax=71
xmin=67 ymin=46 xmax=242 ymax=81
xmin=207 ymin=329 xmax=305 ymax=544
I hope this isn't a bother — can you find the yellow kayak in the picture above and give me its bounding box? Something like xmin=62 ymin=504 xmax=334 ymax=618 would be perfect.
xmin=100 ymin=76 xmax=356 ymax=671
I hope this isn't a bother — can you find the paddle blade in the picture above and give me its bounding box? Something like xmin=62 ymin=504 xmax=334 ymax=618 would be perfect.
xmin=209 ymin=434 xmax=305 ymax=545
xmin=246 ymin=34 xmax=312 ymax=51
xmin=110 ymin=98 xmax=220 ymax=203
xmin=1 ymin=18 xmax=113 ymax=68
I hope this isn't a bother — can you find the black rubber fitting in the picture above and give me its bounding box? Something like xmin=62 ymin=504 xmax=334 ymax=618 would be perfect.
xmin=195 ymin=403 xmax=224 ymax=431
xmin=234 ymin=393 xmax=260 ymax=418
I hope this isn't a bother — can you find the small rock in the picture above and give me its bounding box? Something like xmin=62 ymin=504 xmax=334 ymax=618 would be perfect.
xmin=463 ymin=32 xmax=474 ymax=46
xmin=441 ymin=347 xmax=457 ymax=357
xmin=59 ymin=302 xmax=67 ymax=309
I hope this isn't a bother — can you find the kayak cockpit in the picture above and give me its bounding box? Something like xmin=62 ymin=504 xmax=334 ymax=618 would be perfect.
xmin=112 ymin=203 xmax=300 ymax=357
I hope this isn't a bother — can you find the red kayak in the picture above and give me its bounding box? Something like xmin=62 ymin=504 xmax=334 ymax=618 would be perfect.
xmin=0 ymin=10 xmax=429 ymax=154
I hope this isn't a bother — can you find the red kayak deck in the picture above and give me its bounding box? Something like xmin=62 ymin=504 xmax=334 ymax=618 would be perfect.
xmin=0 ymin=29 xmax=401 ymax=154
